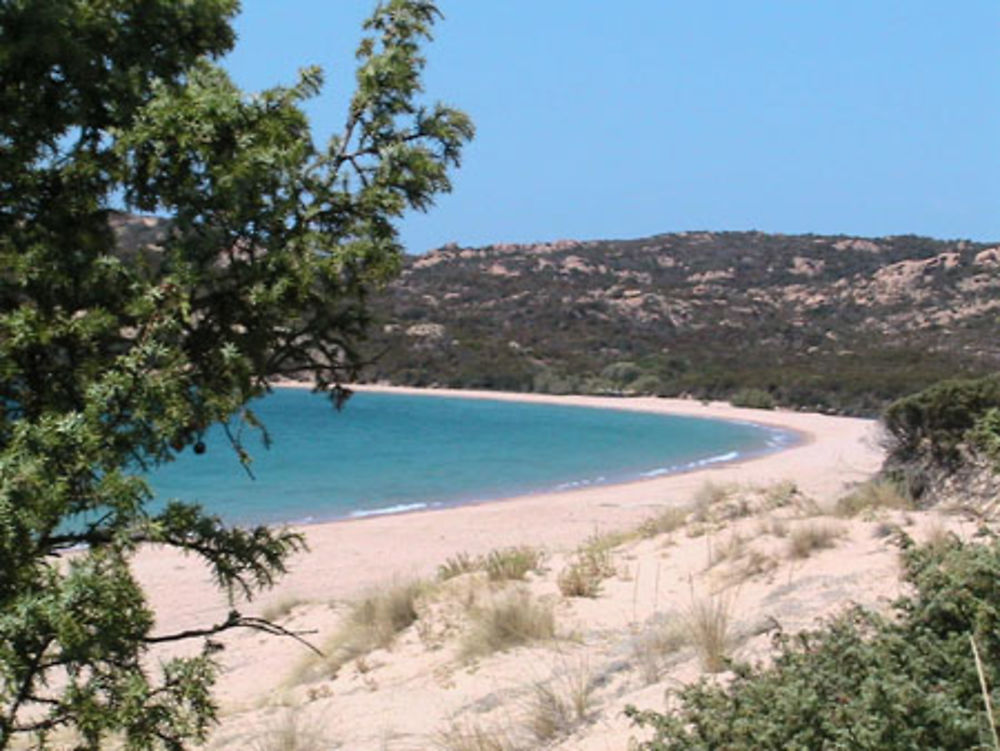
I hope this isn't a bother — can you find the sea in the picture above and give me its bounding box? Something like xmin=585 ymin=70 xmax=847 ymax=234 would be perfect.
xmin=147 ymin=388 xmax=795 ymax=526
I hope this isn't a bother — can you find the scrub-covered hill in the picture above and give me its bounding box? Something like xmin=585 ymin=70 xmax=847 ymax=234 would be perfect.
xmin=360 ymin=231 xmax=1000 ymax=415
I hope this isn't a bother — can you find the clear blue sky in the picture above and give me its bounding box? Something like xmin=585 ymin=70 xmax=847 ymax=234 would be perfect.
xmin=224 ymin=1 xmax=999 ymax=252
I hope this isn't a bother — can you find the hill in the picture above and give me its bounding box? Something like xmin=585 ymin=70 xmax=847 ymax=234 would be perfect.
xmin=360 ymin=231 xmax=1000 ymax=414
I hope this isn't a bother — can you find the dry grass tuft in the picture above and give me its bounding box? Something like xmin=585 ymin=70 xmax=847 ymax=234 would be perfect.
xmin=632 ymin=614 xmax=687 ymax=684
xmin=637 ymin=507 xmax=688 ymax=538
xmin=291 ymin=580 xmax=426 ymax=684
xmin=438 ymin=552 xmax=479 ymax=581
xmin=522 ymin=665 xmax=595 ymax=743
xmin=460 ymin=589 xmax=556 ymax=660
xmin=685 ymin=596 xmax=733 ymax=673
xmin=260 ymin=596 xmax=308 ymax=623
xmin=482 ymin=546 xmax=546 ymax=582
xmin=787 ymin=523 xmax=843 ymax=559
xmin=763 ymin=479 xmax=799 ymax=509
xmin=557 ymin=532 xmax=621 ymax=598
xmin=757 ymin=515 xmax=788 ymax=538
xmin=692 ymin=481 xmax=734 ymax=521
xmin=557 ymin=561 xmax=603 ymax=598
xmin=433 ymin=720 xmax=516 ymax=751
xmin=437 ymin=546 xmax=546 ymax=583
xmin=722 ymin=549 xmax=779 ymax=587
xmin=709 ymin=532 xmax=746 ymax=567
xmin=251 ymin=710 xmax=327 ymax=751
xmin=836 ymin=478 xmax=911 ymax=517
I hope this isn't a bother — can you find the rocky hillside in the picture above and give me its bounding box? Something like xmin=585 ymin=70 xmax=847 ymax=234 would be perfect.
xmin=361 ymin=232 xmax=1000 ymax=414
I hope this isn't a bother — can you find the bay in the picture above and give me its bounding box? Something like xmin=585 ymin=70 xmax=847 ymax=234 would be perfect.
xmin=147 ymin=389 xmax=793 ymax=526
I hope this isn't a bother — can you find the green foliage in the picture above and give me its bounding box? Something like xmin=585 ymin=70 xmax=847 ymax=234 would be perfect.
xmin=971 ymin=407 xmax=1000 ymax=469
xmin=0 ymin=1 xmax=470 ymax=748
xmin=729 ymin=387 xmax=776 ymax=410
xmin=629 ymin=373 xmax=666 ymax=396
xmin=627 ymin=533 xmax=1000 ymax=749
xmin=600 ymin=361 xmax=642 ymax=388
xmin=363 ymin=232 xmax=996 ymax=415
xmin=883 ymin=375 xmax=1000 ymax=466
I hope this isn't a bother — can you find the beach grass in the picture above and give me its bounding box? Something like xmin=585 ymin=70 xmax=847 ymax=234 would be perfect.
xmin=787 ymin=522 xmax=844 ymax=559
xmin=686 ymin=596 xmax=733 ymax=673
xmin=460 ymin=589 xmax=556 ymax=660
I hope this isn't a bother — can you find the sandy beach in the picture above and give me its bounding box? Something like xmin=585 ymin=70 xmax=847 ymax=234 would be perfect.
xmin=135 ymin=386 xmax=882 ymax=616
xmin=130 ymin=387 xmax=882 ymax=689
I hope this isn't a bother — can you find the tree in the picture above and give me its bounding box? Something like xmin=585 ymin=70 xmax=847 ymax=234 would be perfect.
xmin=0 ymin=1 xmax=472 ymax=747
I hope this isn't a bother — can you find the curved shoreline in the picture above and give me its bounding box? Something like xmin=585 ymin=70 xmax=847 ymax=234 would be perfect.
xmin=134 ymin=386 xmax=883 ymax=637
xmin=271 ymin=382 xmax=807 ymax=526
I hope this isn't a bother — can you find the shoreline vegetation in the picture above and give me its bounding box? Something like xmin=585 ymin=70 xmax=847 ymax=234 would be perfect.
xmin=129 ymin=385 xmax=888 ymax=749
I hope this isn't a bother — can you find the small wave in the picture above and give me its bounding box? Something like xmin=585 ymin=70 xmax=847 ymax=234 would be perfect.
xmin=555 ymin=478 xmax=594 ymax=491
xmin=349 ymin=502 xmax=429 ymax=518
xmin=692 ymin=450 xmax=740 ymax=467
xmin=640 ymin=451 xmax=742 ymax=478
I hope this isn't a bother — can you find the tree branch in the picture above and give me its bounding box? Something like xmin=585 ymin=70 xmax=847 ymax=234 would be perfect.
xmin=143 ymin=609 xmax=323 ymax=656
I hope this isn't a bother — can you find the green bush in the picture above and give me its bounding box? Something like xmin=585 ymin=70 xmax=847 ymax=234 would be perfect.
xmin=970 ymin=407 xmax=1000 ymax=469
xmin=629 ymin=373 xmax=665 ymax=395
xmin=729 ymin=387 xmax=776 ymax=410
xmin=883 ymin=374 xmax=1000 ymax=466
xmin=627 ymin=533 xmax=1000 ymax=749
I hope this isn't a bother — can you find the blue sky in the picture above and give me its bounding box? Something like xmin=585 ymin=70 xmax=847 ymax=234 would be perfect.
xmin=225 ymin=1 xmax=999 ymax=252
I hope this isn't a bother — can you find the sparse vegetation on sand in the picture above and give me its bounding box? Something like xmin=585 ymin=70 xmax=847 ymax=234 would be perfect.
xmin=684 ymin=596 xmax=734 ymax=674
xmin=836 ymin=477 xmax=911 ymax=517
xmin=786 ymin=522 xmax=844 ymax=559
xmin=438 ymin=546 xmax=546 ymax=583
xmin=460 ymin=589 xmax=556 ymax=660
xmin=294 ymin=580 xmax=426 ymax=682
xmin=557 ymin=532 xmax=621 ymax=598
xmin=191 ymin=381 xmax=1000 ymax=751
xmin=629 ymin=532 xmax=1000 ymax=749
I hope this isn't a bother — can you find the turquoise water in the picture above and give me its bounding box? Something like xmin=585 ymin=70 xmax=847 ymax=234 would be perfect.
xmin=147 ymin=389 xmax=794 ymax=526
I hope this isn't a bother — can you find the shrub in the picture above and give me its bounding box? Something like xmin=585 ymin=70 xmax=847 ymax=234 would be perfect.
xmin=883 ymin=374 xmax=1000 ymax=466
xmin=627 ymin=533 xmax=1000 ymax=750
xmin=558 ymin=533 xmax=621 ymax=597
xmin=970 ymin=406 xmax=1000 ymax=469
xmin=729 ymin=387 xmax=776 ymax=410
xmin=557 ymin=561 xmax=603 ymax=598
xmin=629 ymin=373 xmax=666 ymax=395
